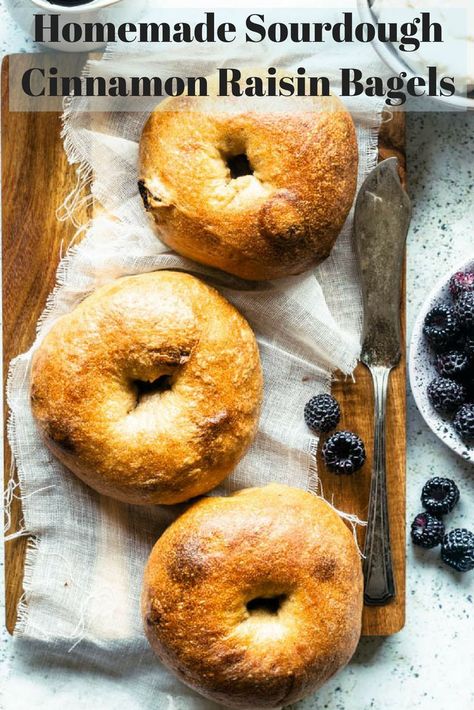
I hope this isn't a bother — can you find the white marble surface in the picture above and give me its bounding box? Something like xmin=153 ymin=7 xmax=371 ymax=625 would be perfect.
xmin=1 ymin=5 xmax=473 ymax=710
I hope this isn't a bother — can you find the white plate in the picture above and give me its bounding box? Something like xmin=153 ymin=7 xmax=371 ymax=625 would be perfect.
xmin=409 ymin=256 xmax=474 ymax=463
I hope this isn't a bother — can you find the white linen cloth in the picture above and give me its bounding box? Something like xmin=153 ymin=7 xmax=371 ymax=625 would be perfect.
xmin=5 ymin=14 xmax=388 ymax=708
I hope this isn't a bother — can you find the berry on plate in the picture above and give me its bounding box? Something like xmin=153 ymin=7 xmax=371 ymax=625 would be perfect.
xmin=453 ymin=403 xmax=474 ymax=443
xmin=441 ymin=529 xmax=474 ymax=572
xmin=435 ymin=349 xmax=470 ymax=380
xmin=304 ymin=394 xmax=340 ymax=434
xmin=423 ymin=304 xmax=459 ymax=351
xmin=455 ymin=292 xmax=474 ymax=333
xmin=322 ymin=431 xmax=365 ymax=474
xmin=427 ymin=377 xmax=466 ymax=414
xmin=410 ymin=512 xmax=445 ymax=548
xmin=421 ymin=477 xmax=460 ymax=516
xmin=449 ymin=270 xmax=474 ymax=300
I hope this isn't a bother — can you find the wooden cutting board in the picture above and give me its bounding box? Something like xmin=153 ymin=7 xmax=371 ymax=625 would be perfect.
xmin=2 ymin=54 xmax=406 ymax=636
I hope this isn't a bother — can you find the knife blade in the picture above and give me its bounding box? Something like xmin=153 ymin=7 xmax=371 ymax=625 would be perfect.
xmin=355 ymin=157 xmax=412 ymax=367
xmin=353 ymin=157 xmax=411 ymax=606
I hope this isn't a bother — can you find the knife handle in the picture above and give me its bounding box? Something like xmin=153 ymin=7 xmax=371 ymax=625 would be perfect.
xmin=363 ymin=365 xmax=396 ymax=606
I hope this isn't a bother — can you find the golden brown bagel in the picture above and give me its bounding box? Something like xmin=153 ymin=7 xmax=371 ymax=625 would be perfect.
xmin=139 ymin=71 xmax=358 ymax=281
xmin=30 ymin=271 xmax=262 ymax=505
xmin=142 ymin=484 xmax=363 ymax=708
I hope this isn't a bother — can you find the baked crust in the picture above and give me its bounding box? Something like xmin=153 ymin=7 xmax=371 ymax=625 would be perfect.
xmin=142 ymin=484 xmax=363 ymax=708
xmin=139 ymin=72 xmax=358 ymax=281
xmin=30 ymin=271 xmax=262 ymax=505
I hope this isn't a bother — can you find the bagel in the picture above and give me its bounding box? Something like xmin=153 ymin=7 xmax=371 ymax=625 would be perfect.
xmin=142 ymin=484 xmax=363 ymax=708
xmin=30 ymin=271 xmax=262 ymax=505
xmin=139 ymin=70 xmax=358 ymax=281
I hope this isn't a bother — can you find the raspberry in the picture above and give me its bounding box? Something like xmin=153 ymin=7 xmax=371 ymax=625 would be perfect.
xmin=453 ymin=403 xmax=474 ymax=443
xmin=421 ymin=477 xmax=460 ymax=516
xmin=304 ymin=394 xmax=340 ymax=434
xmin=423 ymin=304 xmax=459 ymax=351
xmin=449 ymin=271 xmax=474 ymax=300
xmin=410 ymin=512 xmax=445 ymax=548
xmin=435 ymin=350 xmax=470 ymax=380
xmin=322 ymin=431 xmax=366 ymax=474
xmin=441 ymin=529 xmax=474 ymax=572
xmin=427 ymin=377 xmax=466 ymax=414
xmin=455 ymin=292 xmax=474 ymax=333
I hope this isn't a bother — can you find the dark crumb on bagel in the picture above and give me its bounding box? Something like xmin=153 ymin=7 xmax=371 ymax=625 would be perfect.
xmin=138 ymin=179 xmax=153 ymax=210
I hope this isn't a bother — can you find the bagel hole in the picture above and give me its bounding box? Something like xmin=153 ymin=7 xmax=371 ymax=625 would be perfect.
xmin=226 ymin=153 xmax=253 ymax=179
xmin=133 ymin=375 xmax=172 ymax=406
xmin=246 ymin=594 xmax=286 ymax=616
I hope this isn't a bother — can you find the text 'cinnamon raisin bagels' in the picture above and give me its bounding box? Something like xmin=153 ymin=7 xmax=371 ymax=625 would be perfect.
xmin=139 ymin=71 xmax=358 ymax=281
xmin=30 ymin=271 xmax=262 ymax=505
xmin=142 ymin=484 xmax=363 ymax=708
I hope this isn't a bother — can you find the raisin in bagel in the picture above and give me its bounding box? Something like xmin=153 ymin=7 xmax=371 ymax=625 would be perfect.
xmin=142 ymin=484 xmax=363 ymax=708
xmin=139 ymin=70 xmax=358 ymax=281
xmin=30 ymin=271 xmax=262 ymax=505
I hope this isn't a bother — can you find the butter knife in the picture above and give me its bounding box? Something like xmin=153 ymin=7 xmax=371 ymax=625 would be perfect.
xmin=354 ymin=157 xmax=411 ymax=606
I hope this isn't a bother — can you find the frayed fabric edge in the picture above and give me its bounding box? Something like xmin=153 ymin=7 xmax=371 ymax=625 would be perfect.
xmin=6 ymin=354 xmax=38 ymax=638
xmin=14 ymin=536 xmax=42 ymax=637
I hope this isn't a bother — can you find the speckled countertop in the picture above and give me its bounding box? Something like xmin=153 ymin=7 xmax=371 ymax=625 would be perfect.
xmin=1 ymin=6 xmax=473 ymax=710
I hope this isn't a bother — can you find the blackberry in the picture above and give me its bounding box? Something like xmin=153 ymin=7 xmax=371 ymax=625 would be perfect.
xmin=421 ymin=477 xmax=460 ymax=515
xmin=449 ymin=271 xmax=474 ymax=300
xmin=322 ymin=431 xmax=366 ymax=474
xmin=441 ymin=529 xmax=474 ymax=572
xmin=410 ymin=512 xmax=445 ymax=549
xmin=453 ymin=403 xmax=474 ymax=443
xmin=435 ymin=350 xmax=470 ymax=380
xmin=423 ymin=304 xmax=459 ymax=351
xmin=304 ymin=394 xmax=340 ymax=434
xmin=427 ymin=377 xmax=466 ymax=414
xmin=455 ymin=292 xmax=474 ymax=333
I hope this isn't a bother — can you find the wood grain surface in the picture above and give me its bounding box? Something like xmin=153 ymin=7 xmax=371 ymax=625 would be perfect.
xmin=3 ymin=54 xmax=406 ymax=636
xmin=2 ymin=55 xmax=92 ymax=633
